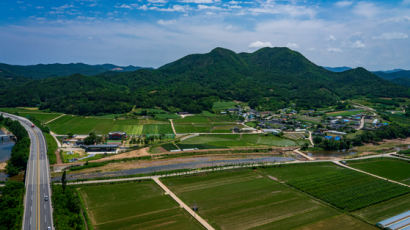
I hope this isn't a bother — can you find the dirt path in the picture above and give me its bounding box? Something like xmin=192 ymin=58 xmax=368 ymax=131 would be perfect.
xmin=293 ymin=149 xmax=314 ymax=160
xmin=93 ymin=147 xmax=150 ymax=162
xmin=332 ymin=160 xmax=410 ymax=188
xmin=308 ymin=131 xmax=314 ymax=147
xmin=0 ymin=162 xmax=6 ymax=171
xmin=169 ymin=119 xmax=177 ymax=135
xmin=153 ymin=177 xmax=215 ymax=230
xmin=356 ymin=116 xmax=365 ymax=130
xmin=44 ymin=114 xmax=65 ymax=124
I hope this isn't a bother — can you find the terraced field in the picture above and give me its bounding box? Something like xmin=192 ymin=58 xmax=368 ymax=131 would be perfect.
xmin=77 ymin=181 xmax=203 ymax=230
xmin=162 ymin=169 xmax=376 ymax=230
xmin=261 ymin=163 xmax=410 ymax=211
xmin=347 ymin=158 xmax=410 ymax=185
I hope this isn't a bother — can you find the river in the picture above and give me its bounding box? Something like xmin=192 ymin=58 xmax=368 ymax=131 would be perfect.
xmin=0 ymin=130 xmax=14 ymax=162
xmin=0 ymin=129 xmax=14 ymax=181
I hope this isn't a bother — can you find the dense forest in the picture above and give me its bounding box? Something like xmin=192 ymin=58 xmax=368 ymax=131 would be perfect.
xmin=0 ymin=116 xmax=29 ymax=229
xmin=0 ymin=181 xmax=25 ymax=230
xmin=0 ymin=115 xmax=30 ymax=176
xmin=0 ymin=47 xmax=408 ymax=115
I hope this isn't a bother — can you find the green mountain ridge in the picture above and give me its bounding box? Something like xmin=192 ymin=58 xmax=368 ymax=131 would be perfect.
xmin=0 ymin=63 xmax=143 ymax=79
xmin=0 ymin=47 xmax=408 ymax=115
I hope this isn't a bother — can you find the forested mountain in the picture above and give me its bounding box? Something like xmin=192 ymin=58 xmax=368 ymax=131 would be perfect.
xmin=373 ymin=70 xmax=410 ymax=87
xmin=0 ymin=47 xmax=408 ymax=115
xmin=326 ymin=67 xmax=410 ymax=87
xmin=0 ymin=63 xmax=142 ymax=79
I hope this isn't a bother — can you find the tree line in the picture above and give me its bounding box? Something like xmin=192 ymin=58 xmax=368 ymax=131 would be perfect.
xmin=313 ymin=123 xmax=410 ymax=151
xmin=0 ymin=115 xmax=30 ymax=176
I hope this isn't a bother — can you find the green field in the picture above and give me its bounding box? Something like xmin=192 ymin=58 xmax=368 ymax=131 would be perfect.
xmin=348 ymin=158 xmax=410 ymax=185
xmin=180 ymin=134 xmax=303 ymax=147
xmin=78 ymin=181 xmax=203 ymax=230
xmin=174 ymin=115 xmax=236 ymax=124
xmin=47 ymin=115 xmax=172 ymax=135
xmin=353 ymin=193 xmax=410 ymax=224
xmin=261 ymin=163 xmax=410 ymax=211
xmin=174 ymin=123 xmax=244 ymax=134
xmin=326 ymin=110 xmax=364 ymax=117
xmin=0 ymin=107 xmax=63 ymax=123
xmin=163 ymin=169 xmax=376 ymax=230
xmin=44 ymin=132 xmax=57 ymax=164
xmin=212 ymin=101 xmax=237 ymax=112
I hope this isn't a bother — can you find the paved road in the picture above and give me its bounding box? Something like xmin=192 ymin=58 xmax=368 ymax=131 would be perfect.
xmin=1 ymin=112 xmax=53 ymax=230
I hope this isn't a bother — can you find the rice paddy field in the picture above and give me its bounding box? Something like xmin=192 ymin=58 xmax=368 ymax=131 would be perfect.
xmin=77 ymin=181 xmax=203 ymax=230
xmin=47 ymin=115 xmax=173 ymax=135
xmin=261 ymin=162 xmax=410 ymax=211
xmin=180 ymin=134 xmax=305 ymax=148
xmin=162 ymin=169 xmax=376 ymax=230
xmin=347 ymin=158 xmax=410 ymax=185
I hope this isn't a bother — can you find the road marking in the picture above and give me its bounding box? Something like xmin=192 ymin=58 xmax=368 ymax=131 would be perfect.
xmin=36 ymin=131 xmax=41 ymax=230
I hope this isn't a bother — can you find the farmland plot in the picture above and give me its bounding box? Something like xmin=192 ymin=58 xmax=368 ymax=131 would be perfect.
xmin=261 ymin=163 xmax=410 ymax=211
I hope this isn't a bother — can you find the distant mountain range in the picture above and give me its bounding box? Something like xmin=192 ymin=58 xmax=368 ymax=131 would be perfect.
xmin=0 ymin=63 xmax=144 ymax=79
xmin=325 ymin=66 xmax=410 ymax=87
xmin=0 ymin=47 xmax=408 ymax=115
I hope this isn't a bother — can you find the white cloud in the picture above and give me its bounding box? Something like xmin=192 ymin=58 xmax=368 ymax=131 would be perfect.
xmin=335 ymin=1 xmax=353 ymax=7
xmin=286 ymin=42 xmax=299 ymax=49
xmin=179 ymin=0 xmax=215 ymax=3
xmin=403 ymin=0 xmax=410 ymax=5
xmin=372 ymin=32 xmax=408 ymax=40
xmin=327 ymin=47 xmax=343 ymax=52
xmin=157 ymin=19 xmax=176 ymax=25
xmin=327 ymin=35 xmax=336 ymax=41
xmin=353 ymin=2 xmax=379 ymax=18
xmin=197 ymin=5 xmax=222 ymax=10
xmin=148 ymin=0 xmax=168 ymax=3
xmin=249 ymin=4 xmax=316 ymax=18
xmin=352 ymin=40 xmax=365 ymax=48
xmin=249 ymin=41 xmax=273 ymax=48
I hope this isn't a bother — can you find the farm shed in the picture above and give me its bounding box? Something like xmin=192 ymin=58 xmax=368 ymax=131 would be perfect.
xmin=82 ymin=144 xmax=119 ymax=154
xmin=108 ymin=131 xmax=127 ymax=140
xmin=377 ymin=210 xmax=410 ymax=230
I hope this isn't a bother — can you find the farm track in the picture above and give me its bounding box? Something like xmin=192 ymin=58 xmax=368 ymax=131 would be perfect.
xmin=44 ymin=113 xmax=66 ymax=124
xmin=332 ymin=160 xmax=410 ymax=188
xmin=153 ymin=177 xmax=215 ymax=230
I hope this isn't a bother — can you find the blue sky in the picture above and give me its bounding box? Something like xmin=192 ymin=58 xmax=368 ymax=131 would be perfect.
xmin=0 ymin=0 xmax=409 ymax=70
